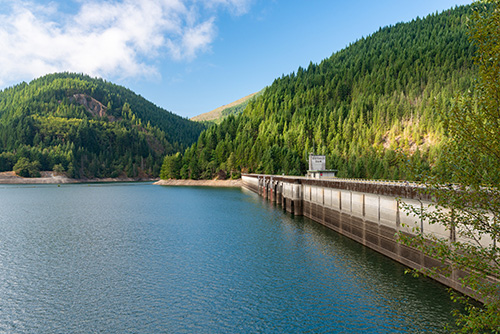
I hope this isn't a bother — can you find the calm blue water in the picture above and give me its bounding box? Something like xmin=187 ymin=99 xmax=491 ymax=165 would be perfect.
xmin=0 ymin=183 xmax=457 ymax=333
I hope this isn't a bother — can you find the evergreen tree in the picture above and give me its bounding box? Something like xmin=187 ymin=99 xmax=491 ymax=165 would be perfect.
xmin=0 ymin=73 xmax=206 ymax=178
xmin=162 ymin=5 xmax=475 ymax=181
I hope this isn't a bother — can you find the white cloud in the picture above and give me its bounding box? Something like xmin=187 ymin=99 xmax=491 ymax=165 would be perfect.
xmin=203 ymin=0 xmax=253 ymax=16
xmin=0 ymin=0 xmax=252 ymax=87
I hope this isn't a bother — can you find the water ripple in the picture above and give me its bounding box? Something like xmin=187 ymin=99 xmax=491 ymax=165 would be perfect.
xmin=0 ymin=184 xmax=458 ymax=333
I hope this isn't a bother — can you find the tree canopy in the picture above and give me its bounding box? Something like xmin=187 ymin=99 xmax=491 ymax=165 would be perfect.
xmin=0 ymin=73 xmax=206 ymax=178
xmin=400 ymin=1 xmax=500 ymax=332
xmin=162 ymin=5 xmax=475 ymax=181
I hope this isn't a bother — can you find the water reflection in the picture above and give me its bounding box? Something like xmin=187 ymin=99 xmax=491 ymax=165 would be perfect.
xmin=0 ymin=183 xmax=456 ymax=333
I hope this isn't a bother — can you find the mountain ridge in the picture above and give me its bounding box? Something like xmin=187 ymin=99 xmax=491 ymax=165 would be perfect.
xmin=161 ymin=4 xmax=475 ymax=181
xmin=0 ymin=73 xmax=206 ymax=179
xmin=191 ymin=91 xmax=262 ymax=123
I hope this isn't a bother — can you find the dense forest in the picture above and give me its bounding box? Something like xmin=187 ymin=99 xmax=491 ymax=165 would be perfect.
xmin=162 ymin=5 xmax=476 ymax=181
xmin=0 ymin=73 xmax=205 ymax=178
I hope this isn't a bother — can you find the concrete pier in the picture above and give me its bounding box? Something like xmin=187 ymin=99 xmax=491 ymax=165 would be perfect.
xmin=242 ymin=174 xmax=481 ymax=298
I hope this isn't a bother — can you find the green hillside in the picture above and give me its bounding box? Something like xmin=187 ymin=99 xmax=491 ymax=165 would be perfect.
xmin=162 ymin=5 xmax=475 ymax=181
xmin=0 ymin=73 xmax=206 ymax=178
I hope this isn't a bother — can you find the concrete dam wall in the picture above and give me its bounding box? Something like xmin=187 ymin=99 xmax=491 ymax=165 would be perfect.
xmin=242 ymin=174 xmax=476 ymax=298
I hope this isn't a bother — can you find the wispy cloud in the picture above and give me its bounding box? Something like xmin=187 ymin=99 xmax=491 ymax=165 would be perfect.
xmin=0 ymin=0 xmax=252 ymax=87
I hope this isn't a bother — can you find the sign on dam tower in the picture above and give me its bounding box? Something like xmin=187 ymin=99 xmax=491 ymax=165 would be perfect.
xmin=307 ymin=154 xmax=336 ymax=179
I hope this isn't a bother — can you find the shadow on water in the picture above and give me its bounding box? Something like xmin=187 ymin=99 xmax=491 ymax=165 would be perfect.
xmin=256 ymin=195 xmax=461 ymax=333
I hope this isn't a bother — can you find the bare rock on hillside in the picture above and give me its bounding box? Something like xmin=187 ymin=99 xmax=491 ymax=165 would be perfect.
xmin=71 ymin=94 xmax=115 ymax=121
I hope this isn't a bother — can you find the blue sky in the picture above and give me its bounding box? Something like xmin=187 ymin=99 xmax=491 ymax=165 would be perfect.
xmin=0 ymin=0 xmax=472 ymax=118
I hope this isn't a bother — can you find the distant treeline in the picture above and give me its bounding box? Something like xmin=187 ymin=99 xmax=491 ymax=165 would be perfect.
xmin=161 ymin=5 xmax=475 ymax=181
xmin=0 ymin=73 xmax=205 ymax=178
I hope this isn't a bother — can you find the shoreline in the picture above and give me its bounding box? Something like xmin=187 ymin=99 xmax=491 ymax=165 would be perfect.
xmin=0 ymin=171 xmax=242 ymax=187
xmin=0 ymin=171 xmax=158 ymax=185
xmin=154 ymin=178 xmax=242 ymax=187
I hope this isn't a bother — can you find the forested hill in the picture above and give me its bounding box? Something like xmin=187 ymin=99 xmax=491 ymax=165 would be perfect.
xmin=161 ymin=5 xmax=475 ymax=181
xmin=0 ymin=73 xmax=206 ymax=178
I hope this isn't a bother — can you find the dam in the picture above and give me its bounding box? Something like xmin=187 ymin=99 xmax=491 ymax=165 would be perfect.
xmin=242 ymin=174 xmax=474 ymax=298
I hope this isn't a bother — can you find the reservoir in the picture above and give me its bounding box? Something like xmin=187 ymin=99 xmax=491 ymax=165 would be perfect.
xmin=0 ymin=183 xmax=457 ymax=333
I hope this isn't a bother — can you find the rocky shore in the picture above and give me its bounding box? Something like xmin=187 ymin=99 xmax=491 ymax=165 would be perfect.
xmin=0 ymin=171 xmax=241 ymax=187
xmin=0 ymin=171 xmax=157 ymax=184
